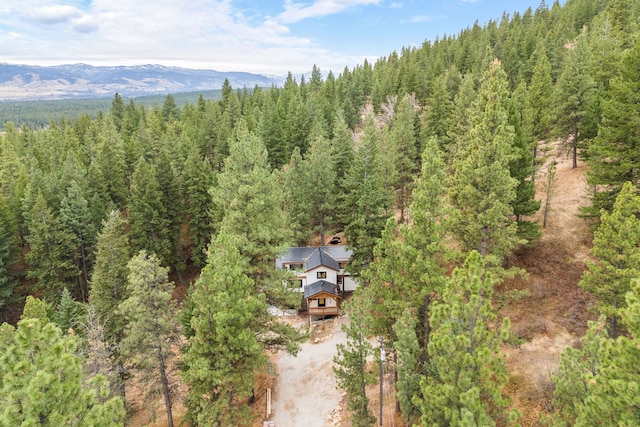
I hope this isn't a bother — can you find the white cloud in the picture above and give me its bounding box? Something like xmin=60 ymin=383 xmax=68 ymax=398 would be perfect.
xmin=0 ymin=0 xmax=378 ymax=75
xmin=409 ymin=15 xmax=436 ymax=23
xmin=27 ymin=5 xmax=83 ymax=24
xmin=70 ymin=14 xmax=98 ymax=33
xmin=277 ymin=0 xmax=380 ymax=24
xmin=389 ymin=2 xmax=403 ymax=8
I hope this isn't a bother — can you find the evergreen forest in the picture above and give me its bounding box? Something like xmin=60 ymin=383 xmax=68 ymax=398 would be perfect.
xmin=2 ymin=0 xmax=640 ymax=425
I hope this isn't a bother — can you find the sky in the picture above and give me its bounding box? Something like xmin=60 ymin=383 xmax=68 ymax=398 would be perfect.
xmin=0 ymin=0 xmax=556 ymax=76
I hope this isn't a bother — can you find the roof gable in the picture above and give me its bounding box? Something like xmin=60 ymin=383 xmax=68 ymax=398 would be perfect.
xmin=304 ymin=280 xmax=342 ymax=298
xmin=276 ymin=246 xmax=352 ymax=268
xmin=304 ymin=247 xmax=340 ymax=271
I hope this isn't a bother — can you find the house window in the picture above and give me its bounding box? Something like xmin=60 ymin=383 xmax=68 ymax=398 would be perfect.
xmin=338 ymin=262 xmax=347 ymax=269
xmin=337 ymin=276 xmax=343 ymax=285
xmin=290 ymin=279 xmax=303 ymax=288
xmin=318 ymin=298 xmax=326 ymax=307
xmin=317 ymin=271 xmax=327 ymax=279
xmin=288 ymin=263 xmax=303 ymax=270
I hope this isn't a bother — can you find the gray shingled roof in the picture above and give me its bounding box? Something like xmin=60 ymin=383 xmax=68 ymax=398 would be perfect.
xmin=304 ymin=280 xmax=342 ymax=298
xmin=276 ymin=246 xmax=351 ymax=268
xmin=303 ymin=247 xmax=340 ymax=271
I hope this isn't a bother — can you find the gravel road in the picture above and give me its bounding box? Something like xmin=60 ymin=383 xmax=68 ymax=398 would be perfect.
xmin=270 ymin=317 xmax=349 ymax=427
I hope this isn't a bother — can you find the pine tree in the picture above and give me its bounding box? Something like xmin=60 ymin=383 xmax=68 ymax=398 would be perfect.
xmin=359 ymin=137 xmax=450 ymax=406
xmin=423 ymin=74 xmax=452 ymax=150
xmin=330 ymin=113 xmax=356 ymax=232
xmin=303 ymin=134 xmax=337 ymax=244
xmin=343 ymin=113 xmax=393 ymax=276
xmin=59 ymin=180 xmax=95 ymax=301
xmin=161 ymin=94 xmax=181 ymax=122
xmin=589 ymin=0 xmax=633 ymax=94
xmin=93 ymin=117 xmax=128 ymax=208
xmin=258 ymin=97 xmax=288 ymax=169
xmin=551 ymin=317 xmax=608 ymax=426
xmin=128 ymin=157 xmax=172 ymax=266
xmin=587 ymin=38 xmax=640 ymax=214
xmin=359 ymin=218 xmax=409 ymax=341
xmin=447 ymin=73 xmax=477 ymax=162
xmin=543 ymin=160 xmax=558 ymax=228
xmin=89 ymin=210 xmax=131 ymax=393
xmin=553 ymin=280 xmax=640 ymax=425
xmin=385 ymin=95 xmax=418 ymax=223
xmin=333 ymin=299 xmax=377 ymax=427
xmin=282 ymin=147 xmax=312 ymax=246
xmin=448 ymin=59 xmax=521 ymax=267
xmin=579 ymin=182 xmax=640 ymax=338
xmin=509 ymin=84 xmax=541 ymax=241
xmin=20 ymin=295 xmax=53 ymax=324
xmin=156 ymin=145 xmax=183 ymax=272
xmin=119 ymin=251 xmax=180 ymax=427
xmin=53 ymin=287 xmax=85 ymax=333
xmin=89 ymin=210 xmax=131 ymax=397
xmin=417 ymin=251 xmax=518 ymax=426
xmin=0 ymin=318 xmax=125 ymax=426
xmin=524 ymin=43 xmax=553 ymax=146
xmin=0 ymin=195 xmax=18 ymax=319
xmin=553 ymin=32 xmax=596 ymax=170
xmin=24 ymin=191 xmax=78 ymax=298
xmin=182 ymin=231 xmax=267 ymax=426
xmin=111 ymin=93 xmax=124 ymax=131
xmin=402 ymin=137 xmax=450 ymax=359
xmin=211 ymin=119 xmax=299 ymax=311
xmin=182 ymin=149 xmax=216 ymax=268
xmin=393 ymin=309 xmax=422 ymax=425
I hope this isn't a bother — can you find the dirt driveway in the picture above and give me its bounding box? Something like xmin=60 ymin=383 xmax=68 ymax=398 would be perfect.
xmin=269 ymin=316 xmax=348 ymax=427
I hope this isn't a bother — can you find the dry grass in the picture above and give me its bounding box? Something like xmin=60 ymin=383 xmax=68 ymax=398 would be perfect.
xmin=498 ymin=145 xmax=596 ymax=426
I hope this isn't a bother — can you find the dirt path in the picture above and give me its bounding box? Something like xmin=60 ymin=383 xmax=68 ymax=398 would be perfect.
xmin=270 ymin=317 xmax=349 ymax=427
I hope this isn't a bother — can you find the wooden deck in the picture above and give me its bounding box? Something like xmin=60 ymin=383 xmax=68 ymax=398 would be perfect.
xmin=308 ymin=307 xmax=339 ymax=317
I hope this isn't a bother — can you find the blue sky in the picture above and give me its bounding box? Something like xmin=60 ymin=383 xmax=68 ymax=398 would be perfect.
xmin=0 ymin=1 xmax=559 ymax=76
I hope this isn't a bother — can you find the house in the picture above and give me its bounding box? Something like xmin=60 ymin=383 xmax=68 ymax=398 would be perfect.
xmin=276 ymin=246 xmax=357 ymax=323
xmin=304 ymin=280 xmax=341 ymax=322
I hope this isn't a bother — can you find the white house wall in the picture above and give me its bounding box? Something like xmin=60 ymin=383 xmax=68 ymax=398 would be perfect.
xmin=308 ymin=297 xmax=338 ymax=308
xmin=305 ymin=267 xmax=337 ymax=285
xmin=342 ymin=276 xmax=357 ymax=292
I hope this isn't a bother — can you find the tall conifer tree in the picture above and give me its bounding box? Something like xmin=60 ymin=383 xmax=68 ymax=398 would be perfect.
xmin=89 ymin=210 xmax=130 ymax=398
xmin=553 ymin=33 xmax=596 ymax=170
xmin=128 ymin=157 xmax=172 ymax=267
xmin=418 ymin=251 xmax=517 ymax=426
xmin=333 ymin=299 xmax=377 ymax=427
xmin=0 ymin=195 xmax=18 ymax=319
xmin=183 ymin=231 xmax=267 ymax=426
xmin=587 ymin=38 xmax=640 ymax=214
xmin=0 ymin=318 xmax=125 ymax=426
xmin=343 ymin=113 xmax=393 ymax=276
xmin=579 ymin=182 xmax=640 ymax=338
xmin=210 ymin=119 xmax=303 ymax=347
xmin=120 ymin=251 xmax=180 ymax=427
xmin=182 ymin=150 xmax=216 ymax=268
xmin=448 ymin=59 xmax=520 ymax=266
xmin=24 ymin=191 xmax=78 ymax=298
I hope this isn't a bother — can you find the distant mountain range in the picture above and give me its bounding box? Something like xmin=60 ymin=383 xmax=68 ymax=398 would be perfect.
xmin=0 ymin=63 xmax=283 ymax=101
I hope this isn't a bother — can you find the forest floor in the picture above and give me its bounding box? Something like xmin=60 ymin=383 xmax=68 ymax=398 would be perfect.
xmin=499 ymin=143 xmax=596 ymax=425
